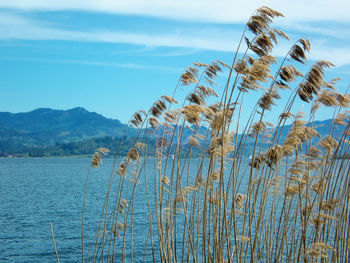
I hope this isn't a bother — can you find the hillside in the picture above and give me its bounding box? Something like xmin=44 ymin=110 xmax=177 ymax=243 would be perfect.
xmin=0 ymin=107 xmax=347 ymax=157
xmin=0 ymin=107 xmax=137 ymax=147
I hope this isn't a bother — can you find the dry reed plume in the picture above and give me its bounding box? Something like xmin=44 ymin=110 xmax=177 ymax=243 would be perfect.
xmin=80 ymin=6 xmax=350 ymax=263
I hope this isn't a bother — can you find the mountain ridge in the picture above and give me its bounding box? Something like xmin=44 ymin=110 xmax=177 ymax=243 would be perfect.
xmin=0 ymin=107 xmax=136 ymax=146
xmin=0 ymin=107 xmax=347 ymax=157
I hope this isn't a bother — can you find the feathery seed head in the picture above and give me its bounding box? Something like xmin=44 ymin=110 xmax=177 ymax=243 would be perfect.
xmin=336 ymin=93 xmax=350 ymax=108
xmin=279 ymin=65 xmax=303 ymax=83
xmin=204 ymin=61 xmax=224 ymax=80
xmin=194 ymin=62 xmax=209 ymax=68
xmin=312 ymin=179 xmax=326 ymax=194
xmin=157 ymin=138 xmax=169 ymax=148
xmin=271 ymin=28 xmax=289 ymax=40
xmin=334 ymin=113 xmax=349 ymax=126
xmin=195 ymin=176 xmax=203 ymax=187
xmin=161 ymin=95 xmax=178 ymax=104
xmin=188 ymin=136 xmax=200 ymax=147
xmin=180 ymin=67 xmax=199 ymax=86
xmin=91 ymin=151 xmax=102 ymax=168
xmin=234 ymin=59 xmax=248 ymax=74
xmin=181 ymin=105 xmax=205 ymax=126
xmin=135 ymin=142 xmax=146 ymax=150
xmin=148 ymin=117 xmax=160 ymax=129
xmin=284 ymin=184 xmax=300 ymax=196
xmin=307 ymin=146 xmax=322 ymax=158
xmin=117 ymin=162 xmax=127 ymax=176
xmin=259 ymin=89 xmax=280 ymax=110
xmin=317 ymin=91 xmax=339 ymax=107
xmin=187 ymin=92 xmax=204 ymax=105
xmin=280 ymin=112 xmax=294 ymax=120
xmin=208 ymin=132 xmax=234 ymax=157
xmin=162 ymin=176 xmax=170 ymax=185
xmin=247 ymin=6 xmax=284 ymax=37
xmin=164 ymin=110 xmax=179 ymax=124
xmin=210 ymin=170 xmax=220 ymax=181
xmin=321 ymin=199 xmax=338 ymax=212
xmin=319 ymin=135 xmax=338 ymax=152
xmin=297 ymin=60 xmax=335 ymax=103
xmin=127 ymin=147 xmax=139 ymax=161
xmin=235 ymin=193 xmax=247 ymax=209
xmin=120 ymin=198 xmax=128 ymax=209
xmin=249 ymin=154 xmax=265 ymax=169
xmin=265 ymin=145 xmax=283 ymax=167
xmin=97 ymin=147 xmax=110 ymax=155
xmin=289 ymin=39 xmax=310 ymax=64
xmin=250 ymin=121 xmax=267 ymax=136
xmin=239 ymin=55 xmax=276 ymax=91
xmin=198 ymin=85 xmax=219 ymax=98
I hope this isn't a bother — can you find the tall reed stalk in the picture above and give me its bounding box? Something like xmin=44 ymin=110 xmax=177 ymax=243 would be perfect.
xmin=81 ymin=6 xmax=350 ymax=262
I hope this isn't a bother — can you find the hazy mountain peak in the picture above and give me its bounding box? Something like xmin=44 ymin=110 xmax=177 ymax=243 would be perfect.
xmin=0 ymin=107 xmax=136 ymax=145
xmin=67 ymin=107 xmax=89 ymax=113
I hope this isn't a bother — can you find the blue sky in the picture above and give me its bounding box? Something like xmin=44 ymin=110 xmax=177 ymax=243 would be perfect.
xmin=0 ymin=0 xmax=350 ymax=124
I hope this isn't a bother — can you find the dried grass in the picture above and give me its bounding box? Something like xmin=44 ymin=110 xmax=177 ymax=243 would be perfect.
xmin=80 ymin=6 xmax=350 ymax=263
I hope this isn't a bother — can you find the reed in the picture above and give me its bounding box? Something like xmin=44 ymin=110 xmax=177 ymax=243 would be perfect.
xmin=81 ymin=6 xmax=350 ymax=262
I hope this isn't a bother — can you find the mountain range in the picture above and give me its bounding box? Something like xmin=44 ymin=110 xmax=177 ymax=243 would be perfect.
xmin=0 ymin=107 xmax=347 ymax=157
xmin=0 ymin=107 xmax=137 ymax=146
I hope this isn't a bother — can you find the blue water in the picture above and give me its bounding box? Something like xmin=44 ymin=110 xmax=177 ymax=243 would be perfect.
xmin=2 ymin=157 xmax=328 ymax=262
xmin=0 ymin=157 xmax=207 ymax=262
xmin=0 ymin=158 xmax=115 ymax=262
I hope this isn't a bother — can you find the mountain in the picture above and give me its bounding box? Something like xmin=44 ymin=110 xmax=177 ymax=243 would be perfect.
xmin=0 ymin=107 xmax=137 ymax=147
xmin=0 ymin=107 xmax=347 ymax=157
xmin=274 ymin=118 xmax=346 ymax=143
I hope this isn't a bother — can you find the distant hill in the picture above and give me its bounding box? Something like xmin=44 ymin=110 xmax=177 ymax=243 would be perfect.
xmin=0 ymin=107 xmax=347 ymax=157
xmin=274 ymin=118 xmax=347 ymax=142
xmin=0 ymin=107 xmax=137 ymax=146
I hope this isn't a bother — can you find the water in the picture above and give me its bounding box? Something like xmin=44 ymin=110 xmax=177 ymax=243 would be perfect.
xmin=0 ymin=157 xmax=281 ymax=262
xmin=0 ymin=158 xmax=108 ymax=262
xmin=1 ymin=157 xmax=342 ymax=262
xmin=0 ymin=157 xmax=211 ymax=262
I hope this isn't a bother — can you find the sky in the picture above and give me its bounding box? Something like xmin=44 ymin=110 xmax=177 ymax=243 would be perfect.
xmin=0 ymin=0 xmax=350 ymax=125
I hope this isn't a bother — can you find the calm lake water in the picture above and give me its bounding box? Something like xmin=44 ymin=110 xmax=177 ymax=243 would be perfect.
xmin=0 ymin=157 xmax=213 ymax=262
xmin=2 ymin=156 xmax=334 ymax=262
xmin=0 ymin=158 xmax=93 ymax=262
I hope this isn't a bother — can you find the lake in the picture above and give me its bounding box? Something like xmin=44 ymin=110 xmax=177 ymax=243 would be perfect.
xmin=0 ymin=157 xmax=214 ymax=262
xmin=0 ymin=158 xmax=94 ymax=262
xmin=1 ymin=156 xmax=342 ymax=262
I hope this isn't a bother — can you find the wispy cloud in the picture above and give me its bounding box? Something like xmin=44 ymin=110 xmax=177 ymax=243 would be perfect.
xmin=40 ymin=58 xmax=183 ymax=71
xmin=0 ymin=12 xmax=239 ymax=51
xmin=141 ymin=48 xmax=201 ymax=57
xmin=0 ymin=0 xmax=350 ymax=23
xmin=278 ymin=20 xmax=350 ymax=41
xmin=0 ymin=6 xmax=350 ymax=66
xmin=0 ymin=55 xmax=183 ymax=71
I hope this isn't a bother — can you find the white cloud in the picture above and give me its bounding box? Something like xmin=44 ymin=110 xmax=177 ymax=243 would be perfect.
xmin=277 ymin=21 xmax=350 ymax=40
xmin=0 ymin=13 xmax=239 ymax=51
xmin=0 ymin=4 xmax=350 ymax=66
xmin=0 ymin=0 xmax=350 ymax=23
xmin=308 ymin=47 xmax=350 ymax=68
xmin=0 ymin=55 xmax=183 ymax=70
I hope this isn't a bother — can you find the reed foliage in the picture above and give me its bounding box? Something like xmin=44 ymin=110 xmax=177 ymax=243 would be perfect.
xmin=82 ymin=6 xmax=350 ymax=262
